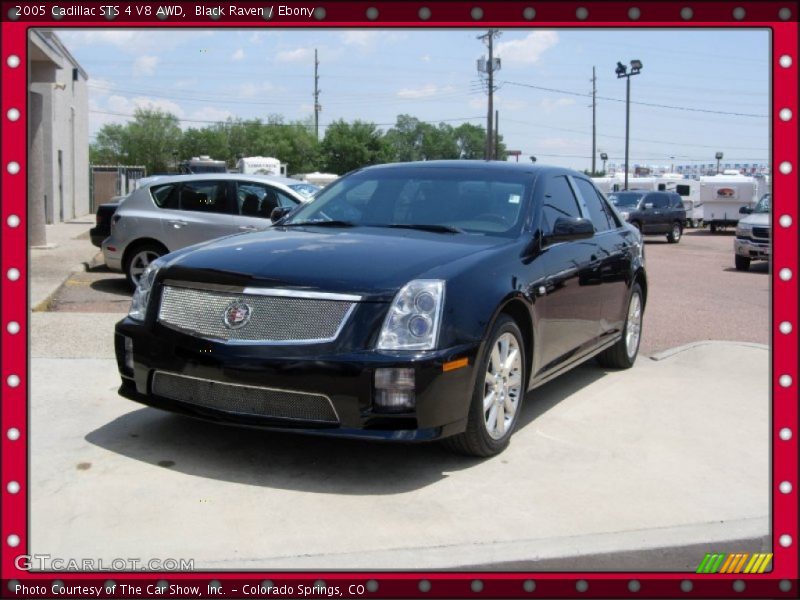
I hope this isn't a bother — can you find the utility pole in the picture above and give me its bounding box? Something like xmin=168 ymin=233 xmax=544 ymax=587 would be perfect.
xmin=591 ymin=66 xmax=597 ymax=175
xmin=313 ymin=49 xmax=321 ymax=141
xmin=495 ymin=109 xmax=499 ymax=159
xmin=477 ymin=29 xmax=501 ymax=160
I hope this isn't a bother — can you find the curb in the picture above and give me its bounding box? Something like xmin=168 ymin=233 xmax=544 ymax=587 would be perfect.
xmin=649 ymin=340 xmax=769 ymax=361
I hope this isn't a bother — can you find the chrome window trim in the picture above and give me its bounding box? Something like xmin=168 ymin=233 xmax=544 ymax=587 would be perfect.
xmin=151 ymin=370 xmax=340 ymax=423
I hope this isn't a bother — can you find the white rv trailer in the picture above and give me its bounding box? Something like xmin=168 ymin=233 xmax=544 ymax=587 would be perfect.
xmin=295 ymin=171 xmax=339 ymax=187
xmin=700 ymin=171 xmax=758 ymax=232
xmin=236 ymin=156 xmax=288 ymax=176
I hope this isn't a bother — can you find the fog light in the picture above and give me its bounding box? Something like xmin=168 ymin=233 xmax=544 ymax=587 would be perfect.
xmin=124 ymin=336 xmax=134 ymax=371
xmin=374 ymin=368 xmax=415 ymax=412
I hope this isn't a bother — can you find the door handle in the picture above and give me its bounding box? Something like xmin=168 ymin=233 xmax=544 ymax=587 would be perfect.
xmin=238 ymin=225 xmax=259 ymax=232
xmin=167 ymin=220 xmax=188 ymax=228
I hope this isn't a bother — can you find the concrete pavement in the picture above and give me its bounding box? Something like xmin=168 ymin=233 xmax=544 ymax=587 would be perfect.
xmin=27 ymin=217 xmax=771 ymax=571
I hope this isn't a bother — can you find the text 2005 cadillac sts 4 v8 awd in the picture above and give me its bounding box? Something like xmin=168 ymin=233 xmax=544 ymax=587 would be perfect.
xmin=115 ymin=161 xmax=646 ymax=456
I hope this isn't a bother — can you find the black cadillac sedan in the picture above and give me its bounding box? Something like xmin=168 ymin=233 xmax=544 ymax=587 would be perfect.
xmin=115 ymin=161 xmax=646 ymax=456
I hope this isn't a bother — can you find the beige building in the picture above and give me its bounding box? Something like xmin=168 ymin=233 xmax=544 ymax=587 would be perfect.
xmin=28 ymin=30 xmax=89 ymax=245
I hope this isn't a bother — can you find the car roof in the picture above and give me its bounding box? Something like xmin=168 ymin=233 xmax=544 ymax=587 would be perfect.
xmin=357 ymin=160 xmax=572 ymax=177
xmin=138 ymin=173 xmax=307 ymax=188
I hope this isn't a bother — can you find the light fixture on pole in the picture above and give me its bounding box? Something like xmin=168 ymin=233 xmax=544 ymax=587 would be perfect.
xmin=715 ymin=151 xmax=724 ymax=174
xmin=530 ymin=156 xmax=537 ymax=163
xmin=600 ymin=152 xmax=608 ymax=174
xmin=616 ymin=59 xmax=642 ymax=190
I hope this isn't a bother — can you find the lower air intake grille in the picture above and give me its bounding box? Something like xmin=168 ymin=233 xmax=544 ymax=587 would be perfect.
xmin=151 ymin=371 xmax=339 ymax=424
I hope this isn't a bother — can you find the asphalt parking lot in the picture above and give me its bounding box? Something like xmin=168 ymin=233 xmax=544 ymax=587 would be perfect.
xmin=29 ymin=224 xmax=770 ymax=571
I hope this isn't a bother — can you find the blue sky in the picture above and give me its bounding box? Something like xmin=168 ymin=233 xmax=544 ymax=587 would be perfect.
xmin=57 ymin=27 xmax=770 ymax=171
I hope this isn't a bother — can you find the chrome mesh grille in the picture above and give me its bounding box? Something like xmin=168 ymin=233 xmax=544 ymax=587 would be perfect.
xmin=151 ymin=371 xmax=339 ymax=423
xmin=158 ymin=285 xmax=356 ymax=342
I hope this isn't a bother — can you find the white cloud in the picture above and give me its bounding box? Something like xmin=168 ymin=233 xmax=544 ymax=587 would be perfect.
xmin=397 ymin=84 xmax=456 ymax=99
xmin=231 ymin=48 xmax=245 ymax=61
xmin=468 ymin=94 xmax=526 ymax=111
xmin=188 ymin=106 xmax=234 ymax=123
xmin=238 ymin=82 xmax=276 ymax=99
xmin=538 ymin=137 xmax=574 ymax=149
xmin=495 ymin=31 xmax=559 ymax=65
xmin=107 ymin=94 xmax=184 ymax=118
xmin=539 ymin=97 xmax=576 ymax=111
xmin=276 ymin=47 xmax=314 ymax=62
xmin=133 ymin=55 xmax=159 ymax=76
xmin=58 ymin=30 xmax=213 ymax=54
xmin=339 ymin=31 xmax=379 ymax=46
xmin=421 ymin=55 xmax=431 ymax=62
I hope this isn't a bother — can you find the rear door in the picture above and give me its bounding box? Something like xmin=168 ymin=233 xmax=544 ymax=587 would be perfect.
xmin=156 ymin=179 xmax=241 ymax=250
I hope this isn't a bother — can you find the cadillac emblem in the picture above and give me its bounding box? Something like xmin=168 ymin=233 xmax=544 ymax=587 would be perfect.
xmin=223 ymin=300 xmax=252 ymax=329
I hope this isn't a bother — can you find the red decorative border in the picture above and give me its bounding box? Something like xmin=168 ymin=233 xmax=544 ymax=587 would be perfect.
xmin=1 ymin=2 xmax=797 ymax=598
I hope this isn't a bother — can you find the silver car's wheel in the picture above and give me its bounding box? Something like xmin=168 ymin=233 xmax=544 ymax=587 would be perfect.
xmin=625 ymin=291 xmax=643 ymax=360
xmin=483 ymin=332 xmax=523 ymax=440
xmin=124 ymin=243 xmax=165 ymax=289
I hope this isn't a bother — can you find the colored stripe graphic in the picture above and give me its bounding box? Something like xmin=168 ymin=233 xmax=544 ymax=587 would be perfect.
xmin=710 ymin=553 xmax=726 ymax=573
xmin=720 ymin=554 xmax=736 ymax=573
xmin=756 ymin=553 xmax=773 ymax=573
xmin=696 ymin=554 xmax=713 ymax=573
xmin=698 ymin=552 xmax=774 ymax=574
xmin=733 ymin=553 xmax=750 ymax=573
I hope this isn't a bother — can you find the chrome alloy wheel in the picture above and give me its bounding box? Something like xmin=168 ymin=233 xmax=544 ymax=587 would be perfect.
xmin=672 ymin=223 xmax=681 ymax=241
xmin=625 ymin=292 xmax=643 ymax=359
xmin=128 ymin=249 xmax=161 ymax=285
xmin=483 ymin=332 xmax=523 ymax=440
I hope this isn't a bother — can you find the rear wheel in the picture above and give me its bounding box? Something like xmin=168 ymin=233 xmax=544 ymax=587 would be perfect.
xmin=667 ymin=221 xmax=682 ymax=243
xmin=597 ymin=283 xmax=643 ymax=369
xmin=735 ymin=255 xmax=751 ymax=271
xmin=443 ymin=315 xmax=526 ymax=457
xmin=124 ymin=242 xmax=166 ymax=289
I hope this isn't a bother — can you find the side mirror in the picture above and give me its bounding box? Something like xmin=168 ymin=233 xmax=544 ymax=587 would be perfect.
xmin=270 ymin=206 xmax=292 ymax=223
xmin=546 ymin=217 xmax=594 ymax=243
xmin=739 ymin=206 xmax=753 ymax=215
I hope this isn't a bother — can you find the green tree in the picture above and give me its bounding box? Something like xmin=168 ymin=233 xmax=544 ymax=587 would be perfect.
xmin=320 ymin=120 xmax=391 ymax=174
xmin=453 ymin=123 xmax=487 ymax=159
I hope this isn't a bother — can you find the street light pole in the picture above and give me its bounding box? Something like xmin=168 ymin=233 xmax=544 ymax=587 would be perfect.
xmin=616 ymin=59 xmax=642 ymax=191
xmin=715 ymin=151 xmax=724 ymax=174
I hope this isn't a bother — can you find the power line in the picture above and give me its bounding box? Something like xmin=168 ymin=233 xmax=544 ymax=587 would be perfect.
xmin=502 ymin=80 xmax=768 ymax=118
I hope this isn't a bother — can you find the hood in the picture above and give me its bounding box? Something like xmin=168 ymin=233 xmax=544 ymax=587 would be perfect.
xmin=739 ymin=213 xmax=770 ymax=227
xmin=161 ymin=226 xmax=506 ymax=300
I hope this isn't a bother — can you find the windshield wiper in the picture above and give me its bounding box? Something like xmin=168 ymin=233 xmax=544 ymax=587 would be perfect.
xmin=282 ymin=220 xmax=356 ymax=227
xmin=386 ymin=223 xmax=465 ymax=234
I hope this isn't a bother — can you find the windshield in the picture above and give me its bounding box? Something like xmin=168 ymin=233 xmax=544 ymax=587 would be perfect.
xmin=753 ymin=194 xmax=770 ymax=214
xmin=282 ymin=167 xmax=532 ymax=237
xmin=288 ymin=183 xmax=320 ymax=199
xmin=607 ymin=191 xmax=645 ymax=208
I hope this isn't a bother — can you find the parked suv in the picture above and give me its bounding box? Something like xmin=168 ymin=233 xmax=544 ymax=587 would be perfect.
xmin=607 ymin=190 xmax=686 ymax=243
xmin=102 ymin=174 xmax=310 ymax=288
xmin=734 ymin=193 xmax=770 ymax=271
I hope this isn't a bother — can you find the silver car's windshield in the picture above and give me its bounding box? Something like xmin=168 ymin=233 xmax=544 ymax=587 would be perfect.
xmin=283 ymin=167 xmax=531 ymax=237
xmin=753 ymin=194 xmax=770 ymax=214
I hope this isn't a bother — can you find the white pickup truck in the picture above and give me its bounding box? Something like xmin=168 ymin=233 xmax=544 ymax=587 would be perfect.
xmin=734 ymin=193 xmax=770 ymax=271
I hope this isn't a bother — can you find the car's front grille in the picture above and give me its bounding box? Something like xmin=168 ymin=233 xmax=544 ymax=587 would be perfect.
xmin=752 ymin=227 xmax=770 ymax=239
xmin=151 ymin=371 xmax=339 ymax=424
xmin=157 ymin=284 xmax=357 ymax=343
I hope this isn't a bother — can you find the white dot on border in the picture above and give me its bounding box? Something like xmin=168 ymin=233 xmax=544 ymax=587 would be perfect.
xmin=779 ymin=268 xmax=793 ymax=281
xmin=779 ymin=534 xmax=792 ymax=547
xmin=7 ymin=534 xmax=20 ymax=547
xmin=780 ymin=579 xmax=793 ymax=592
xmin=629 ymin=580 xmax=641 ymax=592
xmin=366 ymin=580 xmax=379 ymax=592
xmin=7 ymin=268 xmax=20 ymax=281
xmin=471 ymin=7 xmax=483 ymax=20
xmin=418 ymin=580 xmax=431 ymax=592
xmin=779 ymin=481 xmax=792 ymax=494
xmin=7 ymin=214 xmax=20 ymax=227
xmin=6 ymin=161 xmax=20 ymax=175
xmin=523 ymin=580 xmax=536 ymax=592
xmin=7 ymin=428 xmax=21 ymax=441
xmin=780 ymin=108 xmax=793 ymax=121
xmin=628 ymin=7 xmax=640 ymax=19
xmin=7 ymin=481 xmax=20 ymax=494
xmin=6 ymin=374 xmax=20 ymax=388
xmin=471 ymin=580 xmax=483 ymax=592
xmin=7 ymin=321 xmax=21 ymax=334
xmin=779 ymin=321 xmax=793 ymax=334
xmin=733 ymin=580 xmax=746 ymax=592
xmin=779 ymin=161 xmax=793 ymax=174
xmin=576 ymin=7 xmax=588 ymax=19
xmin=732 ymin=6 xmax=746 ymax=19
xmin=522 ymin=7 xmax=535 ymax=20
xmin=779 ymin=214 xmax=793 ymax=228
xmin=779 ymin=427 xmax=792 ymax=441
xmin=779 ymin=55 xmax=792 ymax=68
xmin=6 ymin=55 xmax=20 ymax=68
xmin=779 ymin=374 xmax=793 ymax=388
xmin=680 ymin=7 xmax=694 ymax=19
xmin=680 ymin=580 xmax=693 ymax=592
xmin=6 ymin=108 xmax=20 ymax=121
xmin=418 ymin=6 xmax=431 ymax=20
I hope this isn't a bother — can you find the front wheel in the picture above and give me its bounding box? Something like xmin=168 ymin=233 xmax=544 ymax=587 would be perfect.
xmin=124 ymin=242 xmax=166 ymax=289
xmin=735 ymin=255 xmax=751 ymax=271
xmin=443 ymin=315 xmax=526 ymax=457
xmin=597 ymin=283 xmax=644 ymax=369
xmin=667 ymin=221 xmax=682 ymax=243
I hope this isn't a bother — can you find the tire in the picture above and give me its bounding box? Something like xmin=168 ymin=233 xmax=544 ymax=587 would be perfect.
xmin=597 ymin=282 xmax=644 ymax=369
xmin=735 ymin=255 xmax=751 ymax=271
xmin=667 ymin=221 xmax=682 ymax=243
xmin=124 ymin=242 xmax=166 ymax=289
xmin=442 ymin=315 xmax=526 ymax=457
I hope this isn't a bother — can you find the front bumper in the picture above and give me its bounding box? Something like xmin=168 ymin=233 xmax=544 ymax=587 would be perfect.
xmin=734 ymin=237 xmax=770 ymax=261
xmin=114 ymin=318 xmax=481 ymax=441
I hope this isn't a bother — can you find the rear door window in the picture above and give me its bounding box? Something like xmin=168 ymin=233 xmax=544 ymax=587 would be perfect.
xmin=179 ymin=181 xmax=233 ymax=214
xmin=150 ymin=184 xmax=179 ymax=209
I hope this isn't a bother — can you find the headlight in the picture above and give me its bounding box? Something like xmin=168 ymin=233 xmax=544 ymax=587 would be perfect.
xmin=377 ymin=280 xmax=445 ymax=350
xmin=128 ymin=259 xmax=163 ymax=321
xmin=736 ymin=222 xmax=753 ymax=236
